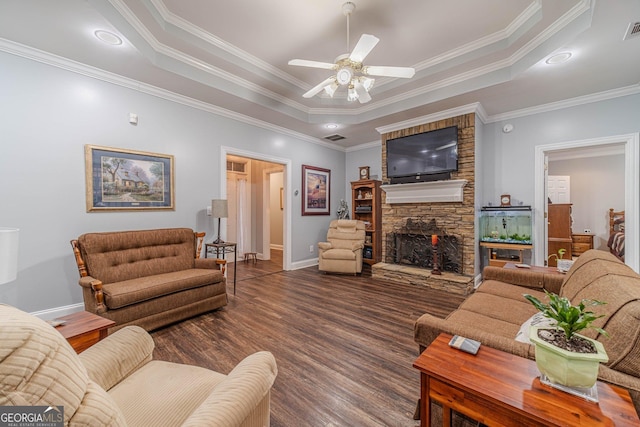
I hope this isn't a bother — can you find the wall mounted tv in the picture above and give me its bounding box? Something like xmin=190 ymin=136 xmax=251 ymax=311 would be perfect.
xmin=386 ymin=125 xmax=458 ymax=184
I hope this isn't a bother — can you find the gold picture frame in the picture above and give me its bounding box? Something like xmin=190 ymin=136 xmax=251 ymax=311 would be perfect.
xmin=85 ymin=145 xmax=175 ymax=212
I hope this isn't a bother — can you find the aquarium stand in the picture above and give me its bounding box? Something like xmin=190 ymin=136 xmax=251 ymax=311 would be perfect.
xmin=480 ymin=241 xmax=533 ymax=268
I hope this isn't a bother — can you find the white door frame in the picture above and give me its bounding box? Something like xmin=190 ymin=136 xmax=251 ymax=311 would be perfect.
xmin=534 ymin=133 xmax=639 ymax=271
xmin=221 ymin=146 xmax=292 ymax=270
xmin=262 ymin=167 xmax=284 ymax=259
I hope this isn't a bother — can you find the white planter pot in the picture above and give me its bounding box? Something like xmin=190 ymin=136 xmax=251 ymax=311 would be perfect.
xmin=529 ymin=326 xmax=608 ymax=388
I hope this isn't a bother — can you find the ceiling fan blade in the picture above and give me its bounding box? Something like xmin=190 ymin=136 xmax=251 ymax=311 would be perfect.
xmin=353 ymin=81 xmax=371 ymax=104
xmin=288 ymin=59 xmax=336 ymax=70
xmin=364 ymin=65 xmax=415 ymax=78
xmin=303 ymin=77 xmax=336 ymax=98
xmin=349 ymin=34 xmax=379 ymax=63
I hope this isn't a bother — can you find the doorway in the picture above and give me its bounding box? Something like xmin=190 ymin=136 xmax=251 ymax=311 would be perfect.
xmin=534 ymin=133 xmax=639 ymax=271
xmin=221 ymin=147 xmax=291 ymax=271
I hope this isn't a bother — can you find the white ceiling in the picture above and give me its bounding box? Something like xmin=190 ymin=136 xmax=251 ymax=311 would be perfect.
xmin=1 ymin=0 xmax=639 ymax=148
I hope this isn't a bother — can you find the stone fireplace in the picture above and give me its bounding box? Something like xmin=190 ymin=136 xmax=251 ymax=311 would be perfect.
xmin=387 ymin=218 xmax=463 ymax=273
xmin=372 ymin=112 xmax=476 ymax=295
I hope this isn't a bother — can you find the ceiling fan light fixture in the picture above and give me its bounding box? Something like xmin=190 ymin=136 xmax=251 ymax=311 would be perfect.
xmin=361 ymin=76 xmax=375 ymax=91
xmin=336 ymin=67 xmax=353 ymax=85
xmin=324 ymin=81 xmax=339 ymax=97
xmin=347 ymin=86 xmax=358 ymax=102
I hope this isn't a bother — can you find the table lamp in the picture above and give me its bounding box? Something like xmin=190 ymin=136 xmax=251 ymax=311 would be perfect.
xmin=0 ymin=227 xmax=19 ymax=285
xmin=211 ymin=199 xmax=228 ymax=244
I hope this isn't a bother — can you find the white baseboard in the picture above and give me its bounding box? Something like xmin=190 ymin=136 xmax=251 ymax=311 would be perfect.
xmin=474 ymin=273 xmax=483 ymax=289
xmin=290 ymin=258 xmax=318 ymax=270
xmin=30 ymin=303 xmax=85 ymax=321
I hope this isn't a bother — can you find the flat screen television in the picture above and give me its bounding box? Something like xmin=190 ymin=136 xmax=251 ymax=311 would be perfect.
xmin=386 ymin=125 xmax=458 ymax=184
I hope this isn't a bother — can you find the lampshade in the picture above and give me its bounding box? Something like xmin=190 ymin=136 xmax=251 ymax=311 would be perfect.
xmin=211 ymin=199 xmax=228 ymax=218
xmin=0 ymin=227 xmax=19 ymax=285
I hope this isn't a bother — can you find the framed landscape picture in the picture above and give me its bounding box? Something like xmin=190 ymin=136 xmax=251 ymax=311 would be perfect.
xmin=85 ymin=145 xmax=175 ymax=212
xmin=302 ymin=164 xmax=330 ymax=216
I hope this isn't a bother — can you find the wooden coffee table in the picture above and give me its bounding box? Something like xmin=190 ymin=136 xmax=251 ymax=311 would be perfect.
xmin=54 ymin=311 xmax=115 ymax=353
xmin=413 ymin=333 xmax=639 ymax=426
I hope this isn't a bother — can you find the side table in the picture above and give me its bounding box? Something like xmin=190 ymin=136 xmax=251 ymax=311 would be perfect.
xmin=54 ymin=311 xmax=115 ymax=353
xmin=503 ymin=262 xmax=565 ymax=275
xmin=205 ymin=242 xmax=237 ymax=295
xmin=413 ymin=333 xmax=639 ymax=427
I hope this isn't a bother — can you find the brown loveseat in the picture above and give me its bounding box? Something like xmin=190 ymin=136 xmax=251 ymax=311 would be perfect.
xmin=415 ymin=249 xmax=640 ymax=413
xmin=0 ymin=304 xmax=277 ymax=426
xmin=71 ymin=228 xmax=227 ymax=331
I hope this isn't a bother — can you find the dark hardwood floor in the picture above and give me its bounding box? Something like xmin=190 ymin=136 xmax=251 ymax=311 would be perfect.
xmin=151 ymin=250 xmax=465 ymax=427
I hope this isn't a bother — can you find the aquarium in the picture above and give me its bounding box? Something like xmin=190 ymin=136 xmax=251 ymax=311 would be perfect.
xmin=480 ymin=206 xmax=532 ymax=244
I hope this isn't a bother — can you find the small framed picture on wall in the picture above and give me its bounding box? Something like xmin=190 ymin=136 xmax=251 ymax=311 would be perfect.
xmin=302 ymin=164 xmax=330 ymax=216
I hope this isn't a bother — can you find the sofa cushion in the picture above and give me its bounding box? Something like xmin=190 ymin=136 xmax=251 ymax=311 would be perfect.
xmin=102 ymin=269 xmax=224 ymax=310
xmin=321 ymin=248 xmax=357 ymax=261
xmin=109 ymin=360 xmax=225 ymax=427
xmin=78 ymin=228 xmax=197 ymax=284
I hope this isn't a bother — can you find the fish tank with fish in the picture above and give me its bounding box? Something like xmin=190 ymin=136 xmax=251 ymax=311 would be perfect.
xmin=480 ymin=206 xmax=532 ymax=244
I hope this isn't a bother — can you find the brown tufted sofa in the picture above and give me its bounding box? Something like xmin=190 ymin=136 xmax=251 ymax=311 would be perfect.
xmin=71 ymin=228 xmax=227 ymax=331
xmin=415 ymin=249 xmax=640 ymax=414
xmin=0 ymin=304 xmax=277 ymax=427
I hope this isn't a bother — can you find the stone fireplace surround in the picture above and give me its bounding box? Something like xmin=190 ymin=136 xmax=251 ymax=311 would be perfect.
xmin=372 ymin=113 xmax=476 ymax=295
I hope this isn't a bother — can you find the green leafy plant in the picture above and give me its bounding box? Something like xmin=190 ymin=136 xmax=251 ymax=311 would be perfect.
xmin=523 ymin=290 xmax=608 ymax=341
xmin=547 ymin=248 xmax=567 ymax=261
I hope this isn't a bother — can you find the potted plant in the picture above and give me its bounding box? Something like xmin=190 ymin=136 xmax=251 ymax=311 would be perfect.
xmin=547 ymin=248 xmax=574 ymax=272
xmin=523 ymin=290 xmax=608 ymax=388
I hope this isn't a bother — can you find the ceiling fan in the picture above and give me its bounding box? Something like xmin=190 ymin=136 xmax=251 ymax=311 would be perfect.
xmin=288 ymin=2 xmax=415 ymax=104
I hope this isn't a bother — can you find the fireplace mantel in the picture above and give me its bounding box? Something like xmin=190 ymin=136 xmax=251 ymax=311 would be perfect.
xmin=381 ymin=180 xmax=467 ymax=204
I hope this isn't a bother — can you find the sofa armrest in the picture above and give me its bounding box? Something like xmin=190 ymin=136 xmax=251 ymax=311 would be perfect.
xmin=78 ymin=276 xmax=106 ymax=313
xmin=79 ymin=326 xmax=154 ymax=392
xmin=482 ymin=266 xmax=563 ymax=292
xmin=182 ymin=351 xmax=278 ymax=427
xmin=195 ymin=258 xmax=226 ymax=271
xmin=318 ymin=242 xmax=332 ymax=250
xmin=351 ymin=242 xmax=364 ymax=251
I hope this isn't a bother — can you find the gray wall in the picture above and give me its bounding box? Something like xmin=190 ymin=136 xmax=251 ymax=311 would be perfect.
xmin=0 ymin=51 xmax=344 ymax=314
xmin=480 ymin=95 xmax=640 ymax=207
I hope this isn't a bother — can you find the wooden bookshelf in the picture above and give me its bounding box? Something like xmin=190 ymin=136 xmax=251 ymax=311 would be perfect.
xmin=351 ymin=179 xmax=382 ymax=265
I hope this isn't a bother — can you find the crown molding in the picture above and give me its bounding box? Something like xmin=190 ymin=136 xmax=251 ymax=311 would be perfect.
xmin=486 ymin=84 xmax=640 ymax=123
xmin=0 ymin=38 xmax=343 ymax=152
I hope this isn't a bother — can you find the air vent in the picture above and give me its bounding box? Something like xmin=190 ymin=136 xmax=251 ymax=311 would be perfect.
xmin=324 ymin=134 xmax=345 ymax=141
xmin=623 ymin=22 xmax=640 ymax=40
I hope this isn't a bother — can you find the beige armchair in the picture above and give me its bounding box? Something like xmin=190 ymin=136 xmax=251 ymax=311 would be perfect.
xmin=0 ymin=304 xmax=277 ymax=427
xmin=318 ymin=219 xmax=366 ymax=274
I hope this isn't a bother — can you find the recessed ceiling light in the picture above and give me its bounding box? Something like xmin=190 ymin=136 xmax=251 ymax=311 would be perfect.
xmin=94 ymin=30 xmax=123 ymax=46
xmin=326 ymin=124 xmax=338 ymax=129
xmin=545 ymin=52 xmax=572 ymax=64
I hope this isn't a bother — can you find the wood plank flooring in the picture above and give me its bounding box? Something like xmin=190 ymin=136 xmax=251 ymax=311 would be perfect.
xmin=151 ymin=250 xmax=465 ymax=427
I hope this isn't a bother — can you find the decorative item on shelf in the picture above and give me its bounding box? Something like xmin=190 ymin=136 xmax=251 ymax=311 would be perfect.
xmin=0 ymin=227 xmax=19 ymax=285
xmin=500 ymin=194 xmax=511 ymax=207
xmin=431 ymin=234 xmax=441 ymax=275
xmin=359 ymin=166 xmax=370 ymax=180
xmin=365 ymin=235 xmax=372 ymax=244
xmin=523 ymin=290 xmax=609 ymax=399
xmin=365 ymin=191 xmax=372 ymax=199
xmin=210 ymin=199 xmax=228 ymax=244
xmin=336 ymin=199 xmax=350 ymax=219
xmin=357 ymin=190 xmax=363 ymax=199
